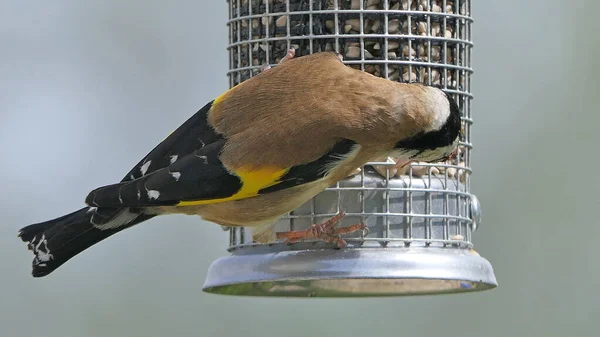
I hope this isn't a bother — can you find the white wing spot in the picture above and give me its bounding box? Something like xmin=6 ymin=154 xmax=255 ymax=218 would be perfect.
xmin=195 ymin=154 xmax=208 ymax=164
xmin=199 ymin=139 xmax=205 ymax=147
xmin=147 ymin=190 xmax=160 ymax=200
xmin=140 ymin=160 xmax=152 ymax=175
xmin=130 ymin=174 xmax=136 ymax=180
xmin=92 ymin=208 xmax=140 ymax=230
xmin=30 ymin=233 xmax=54 ymax=264
xmin=137 ymin=190 xmax=141 ymax=200
xmin=170 ymin=155 xmax=178 ymax=164
xmin=87 ymin=207 xmax=98 ymax=214
xmin=171 ymin=172 xmax=181 ymax=181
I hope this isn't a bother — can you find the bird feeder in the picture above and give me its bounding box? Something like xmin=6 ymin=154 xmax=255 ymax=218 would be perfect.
xmin=203 ymin=0 xmax=497 ymax=297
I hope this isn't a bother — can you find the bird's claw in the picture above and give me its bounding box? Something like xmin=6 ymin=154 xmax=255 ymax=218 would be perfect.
xmin=259 ymin=48 xmax=296 ymax=73
xmin=279 ymin=48 xmax=296 ymax=64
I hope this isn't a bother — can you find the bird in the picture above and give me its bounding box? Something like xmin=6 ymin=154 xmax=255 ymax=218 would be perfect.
xmin=17 ymin=49 xmax=462 ymax=277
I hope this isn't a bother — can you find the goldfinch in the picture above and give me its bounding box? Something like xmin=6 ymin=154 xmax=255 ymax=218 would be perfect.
xmin=18 ymin=50 xmax=461 ymax=277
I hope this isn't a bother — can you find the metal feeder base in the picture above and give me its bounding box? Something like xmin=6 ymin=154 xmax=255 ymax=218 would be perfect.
xmin=202 ymin=247 xmax=497 ymax=297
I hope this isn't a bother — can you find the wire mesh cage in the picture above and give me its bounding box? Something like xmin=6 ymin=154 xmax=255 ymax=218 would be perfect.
xmin=202 ymin=0 xmax=497 ymax=297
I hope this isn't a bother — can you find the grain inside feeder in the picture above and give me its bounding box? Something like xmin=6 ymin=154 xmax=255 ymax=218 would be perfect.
xmin=202 ymin=0 xmax=497 ymax=297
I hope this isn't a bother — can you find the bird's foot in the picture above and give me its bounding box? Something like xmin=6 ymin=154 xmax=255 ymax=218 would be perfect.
xmin=276 ymin=212 xmax=367 ymax=248
xmin=260 ymin=48 xmax=296 ymax=72
xmin=279 ymin=48 xmax=296 ymax=64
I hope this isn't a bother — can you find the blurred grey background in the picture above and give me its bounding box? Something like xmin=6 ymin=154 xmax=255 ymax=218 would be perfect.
xmin=1 ymin=0 xmax=598 ymax=336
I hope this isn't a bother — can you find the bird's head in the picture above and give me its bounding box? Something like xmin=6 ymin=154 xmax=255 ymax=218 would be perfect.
xmin=392 ymin=85 xmax=462 ymax=164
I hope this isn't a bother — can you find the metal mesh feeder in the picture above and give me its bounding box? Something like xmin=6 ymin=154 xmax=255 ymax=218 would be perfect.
xmin=202 ymin=0 xmax=497 ymax=297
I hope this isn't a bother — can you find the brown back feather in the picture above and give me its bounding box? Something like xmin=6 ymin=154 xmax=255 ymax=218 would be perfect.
xmin=209 ymin=52 xmax=430 ymax=170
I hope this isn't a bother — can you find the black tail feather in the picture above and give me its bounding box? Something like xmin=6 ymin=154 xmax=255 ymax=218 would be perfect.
xmin=18 ymin=207 xmax=154 ymax=277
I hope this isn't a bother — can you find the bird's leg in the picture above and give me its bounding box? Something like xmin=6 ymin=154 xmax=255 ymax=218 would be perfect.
xmin=276 ymin=212 xmax=367 ymax=248
xmin=260 ymin=48 xmax=296 ymax=72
